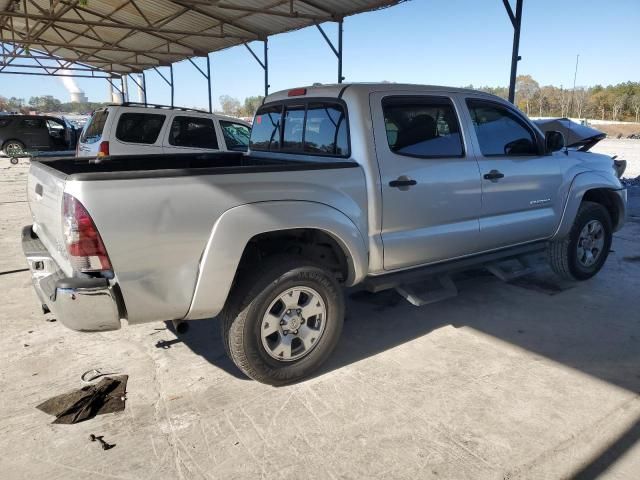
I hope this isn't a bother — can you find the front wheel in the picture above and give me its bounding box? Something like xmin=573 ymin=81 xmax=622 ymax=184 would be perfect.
xmin=221 ymin=257 xmax=344 ymax=385
xmin=548 ymin=201 xmax=612 ymax=280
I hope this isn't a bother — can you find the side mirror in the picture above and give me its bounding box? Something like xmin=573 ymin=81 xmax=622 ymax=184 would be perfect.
xmin=545 ymin=130 xmax=565 ymax=153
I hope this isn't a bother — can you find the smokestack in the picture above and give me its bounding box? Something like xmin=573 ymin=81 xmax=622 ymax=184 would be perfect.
xmin=137 ymin=74 xmax=146 ymax=104
xmin=59 ymin=69 xmax=87 ymax=102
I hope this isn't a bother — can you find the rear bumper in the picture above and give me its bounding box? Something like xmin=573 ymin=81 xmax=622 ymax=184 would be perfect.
xmin=22 ymin=225 xmax=121 ymax=332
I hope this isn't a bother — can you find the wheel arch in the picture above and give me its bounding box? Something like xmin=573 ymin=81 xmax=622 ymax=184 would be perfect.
xmin=183 ymin=200 xmax=368 ymax=320
xmin=553 ymin=172 xmax=626 ymax=239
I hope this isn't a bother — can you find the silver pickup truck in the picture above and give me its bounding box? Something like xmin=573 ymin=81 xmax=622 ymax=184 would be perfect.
xmin=22 ymin=83 xmax=627 ymax=385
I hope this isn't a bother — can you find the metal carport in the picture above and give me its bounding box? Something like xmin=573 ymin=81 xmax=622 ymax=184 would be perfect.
xmin=0 ymin=0 xmax=525 ymax=110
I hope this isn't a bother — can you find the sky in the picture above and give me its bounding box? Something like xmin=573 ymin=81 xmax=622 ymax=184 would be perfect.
xmin=0 ymin=0 xmax=638 ymax=110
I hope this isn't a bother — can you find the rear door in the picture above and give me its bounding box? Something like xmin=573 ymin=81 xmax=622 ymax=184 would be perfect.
xmin=162 ymin=114 xmax=220 ymax=153
xmin=461 ymin=97 xmax=563 ymax=249
xmin=370 ymin=92 xmax=483 ymax=270
xmin=17 ymin=117 xmax=50 ymax=149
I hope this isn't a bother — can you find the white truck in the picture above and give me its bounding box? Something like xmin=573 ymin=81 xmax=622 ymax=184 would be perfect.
xmin=23 ymin=84 xmax=627 ymax=385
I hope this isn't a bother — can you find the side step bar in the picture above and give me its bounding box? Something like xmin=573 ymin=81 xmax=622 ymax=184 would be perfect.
xmin=368 ymin=242 xmax=548 ymax=308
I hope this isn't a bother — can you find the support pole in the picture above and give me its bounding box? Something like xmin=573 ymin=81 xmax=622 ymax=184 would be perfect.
xmin=507 ymin=0 xmax=523 ymax=104
xmin=264 ymin=39 xmax=269 ymax=97
xmin=142 ymin=71 xmax=147 ymax=106
xmin=169 ymin=64 xmax=174 ymax=107
xmin=120 ymin=77 xmax=125 ymax=103
xmin=338 ymin=19 xmax=343 ymax=83
xmin=207 ymin=55 xmax=212 ymax=113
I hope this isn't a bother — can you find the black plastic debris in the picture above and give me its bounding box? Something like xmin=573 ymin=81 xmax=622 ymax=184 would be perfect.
xmin=36 ymin=375 xmax=128 ymax=424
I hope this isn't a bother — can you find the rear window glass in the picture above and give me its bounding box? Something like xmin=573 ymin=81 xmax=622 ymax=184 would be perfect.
xmin=220 ymin=121 xmax=250 ymax=151
xmin=0 ymin=118 xmax=12 ymax=128
xmin=81 ymin=110 xmax=109 ymax=144
xmin=169 ymin=116 xmax=218 ymax=149
xmin=251 ymin=101 xmax=349 ymax=156
xmin=115 ymin=113 xmax=165 ymax=144
xmin=304 ymin=104 xmax=348 ymax=155
xmin=251 ymin=106 xmax=282 ymax=151
xmin=382 ymin=96 xmax=464 ymax=157
xmin=282 ymin=106 xmax=305 ymax=151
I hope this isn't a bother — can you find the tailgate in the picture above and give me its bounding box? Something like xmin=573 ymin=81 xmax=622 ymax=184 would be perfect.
xmin=27 ymin=162 xmax=73 ymax=277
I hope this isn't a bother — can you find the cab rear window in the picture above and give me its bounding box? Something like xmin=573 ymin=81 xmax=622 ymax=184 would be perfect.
xmin=81 ymin=110 xmax=109 ymax=144
xmin=251 ymin=101 xmax=349 ymax=157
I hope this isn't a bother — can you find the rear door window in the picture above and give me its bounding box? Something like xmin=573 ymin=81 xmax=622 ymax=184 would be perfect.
xmin=19 ymin=118 xmax=46 ymax=129
xmin=382 ymin=96 xmax=464 ymax=157
xmin=220 ymin=121 xmax=251 ymax=151
xmin=81 ymin=110 xmax=109 ymax=144
xmin=115 ymin=112 xmax=165 ymax=144
xmin=168 ymin=116 xmax=218 ymax=149
xmin=251 ymin=101 xmax=349 ymax=156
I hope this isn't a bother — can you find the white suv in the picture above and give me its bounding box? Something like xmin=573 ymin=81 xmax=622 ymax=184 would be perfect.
xmin=77 ymin=103 xmax=251 ymax=157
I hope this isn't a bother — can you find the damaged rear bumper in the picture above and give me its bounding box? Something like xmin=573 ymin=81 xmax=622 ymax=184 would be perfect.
xmin=21 ymin=225 xmax=121 ymax=332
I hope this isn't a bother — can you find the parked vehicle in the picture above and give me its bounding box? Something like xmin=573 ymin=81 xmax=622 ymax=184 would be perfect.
xmin=0 ymin=114 xmax=79 ymax=158
xmin=22 ymin=84 xmax=627 ymax=385
xmin=76 ymin=103 xmax=251 ymax=157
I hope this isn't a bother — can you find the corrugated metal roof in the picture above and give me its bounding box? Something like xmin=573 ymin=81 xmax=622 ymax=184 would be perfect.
xmin=0 ymin=0 xmax=404 ymax=74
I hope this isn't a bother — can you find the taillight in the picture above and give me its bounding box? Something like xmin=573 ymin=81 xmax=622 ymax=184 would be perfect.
xmin=62 ymin=193 xmax=112 ymax=272
xmin=97 ymin=141 xmax=109 ymax=157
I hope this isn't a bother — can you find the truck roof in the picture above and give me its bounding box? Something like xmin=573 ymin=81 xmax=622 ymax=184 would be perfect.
xmin=264 ymin=82 xmax=500 ymax=104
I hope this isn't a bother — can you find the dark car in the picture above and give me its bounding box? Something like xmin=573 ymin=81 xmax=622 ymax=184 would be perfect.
xmin=0 ymin=115 xmax=79 ymax=158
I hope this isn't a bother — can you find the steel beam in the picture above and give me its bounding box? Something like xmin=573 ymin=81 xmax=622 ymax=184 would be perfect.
xmin=244 ymin=40 xmax=269 ymax=97
xmin=315 ymin=20 xmax=344 ymax=83
xmin=506 ymin=0 xmax=523 ymax=104
xmin=188 ymin=55 xmax=213 ymax=113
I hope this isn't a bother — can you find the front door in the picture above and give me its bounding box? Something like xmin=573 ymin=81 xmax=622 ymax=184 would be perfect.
xmin=370 ymin=92 xmax=483 ymax=271
xmin=462 ymin=97 xmax=563 ymax=250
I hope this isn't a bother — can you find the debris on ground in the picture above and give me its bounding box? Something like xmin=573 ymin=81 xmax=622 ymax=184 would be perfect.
xmin=89 ymin=434 xmax=115 ymax=450
xmin=36 ymin=375 xmax=128 ymax=424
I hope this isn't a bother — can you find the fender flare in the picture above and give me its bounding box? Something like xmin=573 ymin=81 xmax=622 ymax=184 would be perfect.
xmin=552 ymin=171 xmax=626 ymax=240
xmin=184 ymin=200 xmax=368 ymax=320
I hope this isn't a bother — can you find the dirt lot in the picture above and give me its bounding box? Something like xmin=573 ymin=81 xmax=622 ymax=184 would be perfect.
xmin=592 ymin=138 xmax=640 ymax=179
xmin=1 ymin=158 xmax=639 ymax=480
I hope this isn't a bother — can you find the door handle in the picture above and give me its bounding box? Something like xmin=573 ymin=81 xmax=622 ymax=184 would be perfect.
xmin=389 ymin=176 xmax=417 ymax=190
xmin=483 ymin=170 xmax=505 ymax=181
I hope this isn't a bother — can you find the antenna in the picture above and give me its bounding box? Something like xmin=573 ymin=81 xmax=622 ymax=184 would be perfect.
xmin=568 ymin=54 xmax=580 ymax=119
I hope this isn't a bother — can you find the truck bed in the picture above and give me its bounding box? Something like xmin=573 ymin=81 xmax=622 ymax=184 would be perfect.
xmin=36 ymin=152 xmax=358 ymax=180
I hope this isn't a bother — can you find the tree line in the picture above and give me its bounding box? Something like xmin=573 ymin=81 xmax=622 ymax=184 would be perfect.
xmin=476 ymin=75 xmax=640 ymax=122
xmin=3 ymin=78 xmax=639 ymax=123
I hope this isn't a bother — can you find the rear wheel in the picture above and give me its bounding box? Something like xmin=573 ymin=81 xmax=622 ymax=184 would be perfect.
xmin=221 ymin=256 xmax=344 ymax=385
xmin=3 ymin=140 xmax=25 ymax=159
xmin=548 ymin=201 xmax=612 ymax=280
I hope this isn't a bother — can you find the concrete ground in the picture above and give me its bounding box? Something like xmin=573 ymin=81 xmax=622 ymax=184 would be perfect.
xmin=1 ymin=157 xmax=639 ymax=480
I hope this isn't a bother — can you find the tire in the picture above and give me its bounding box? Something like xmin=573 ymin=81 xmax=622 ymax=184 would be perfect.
xmin=3 ymin=140 xmax=25 ymax=159
xmin=548 ymin=201 xmax=612 ymax=281
xmin=221 ymin=256 xmax=344 ymax=385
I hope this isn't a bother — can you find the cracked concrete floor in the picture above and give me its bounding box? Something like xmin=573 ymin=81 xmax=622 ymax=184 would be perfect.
xmin=1 ymin=157 xmax=639 ymax=480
